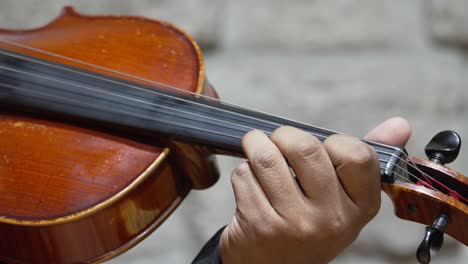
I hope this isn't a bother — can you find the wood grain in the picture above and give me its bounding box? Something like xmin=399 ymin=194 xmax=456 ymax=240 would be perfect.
xmin=383 ymin=157 xmax=468 ymax=246
xmin=0 ymin=6 xmax=219 ymax=263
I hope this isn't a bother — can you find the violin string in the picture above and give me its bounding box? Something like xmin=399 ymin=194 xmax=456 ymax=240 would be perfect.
xmin=0 ymin=47 xmax=408 ymax=157
xmin=392 ymin=169 xmax=419 ymax=185
xmin=0 ymin=49 xmax=293 ymax=135
xmin=0 ymin=81 xmax=442 ymax=195
xmin=0 ymin=60 xmax=455 ymax=197
xmin=0 ymin=62 xmax=396 ymax=156
xmin=0 ymin=40 xmax=396 ymax=151
xmin=399 ymin=151 xmax=465 ymax=202
xmin=0 ymin=76 xmax=387 ymax=157
xmin=0 ymin=65 xmax=255 ymax=135
xmin=0 ymin=62 xmax=460 ymax=200
xmin=0 ymin=44 xmax=463 ymax=200
xmin=0 ymin=43 xmax=413 ymax=162
xmin=0 ymin=85 xmax=424 ymax=192
xmin=0 ymin=51 xmax=459 ymax=199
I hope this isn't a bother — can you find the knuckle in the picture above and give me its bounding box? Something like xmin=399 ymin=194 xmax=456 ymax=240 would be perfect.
xmin=232 ymin=162 xmax=250 ymax=177
xmin=237 ymin=210 xmax=274 ymax=236
xmin=230 ymin=173 xmax=238 ymax=186
xmin=271 ymin=126 xmax=295 ymax=139
xmin=293 ymin=138 xmax=322 ymax=160
xmin=271 ymin=126 xmax=287 ymax=138
xmin=331 ymin=215 xmax=348 ymax=234
xmin=255 ymin=226 xmax=275 ymax=240
xmin=234 ymin=207 xmax=250 ymax=226
xmin=285 ymin=208 xmax=319 ymax=241
xmin=272 ymin=126 xmax=322 ymax=160
xmin=324 ymin=211 xmax=349 ymax=236
xmin=323 ymin=133 xmax=342 ymax=146
xmin=252 ymin=150 xmax=281 ymax=170
xmin=349 ymin=143 xmax=376 ymax=167
xmin=254 ymin=221 xmax=280 ymax=240
xmin=362 ymin=200 xmax=381 ymax=222
xmin=294 ymin=219 xmax=317 ymax=241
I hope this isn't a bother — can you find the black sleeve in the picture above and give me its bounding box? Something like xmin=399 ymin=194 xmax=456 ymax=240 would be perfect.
xmin=191 ymin=226 xmax=226 ymax=264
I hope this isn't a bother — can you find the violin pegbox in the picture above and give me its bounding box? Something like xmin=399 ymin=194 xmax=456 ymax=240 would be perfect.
xmin=382 ymin=130 xmax=467 ymax=264
xmin=416 ymin=131 xmax=463 ymax=264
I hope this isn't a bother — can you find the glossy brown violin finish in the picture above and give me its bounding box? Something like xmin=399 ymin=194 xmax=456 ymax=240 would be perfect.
xmin=0 ymin=7 xmax=219 ymax=263
xmin=0 ymin=7 xmax=466 ymax=264
xmin=383 ymin=156 xmax=467 ymax=245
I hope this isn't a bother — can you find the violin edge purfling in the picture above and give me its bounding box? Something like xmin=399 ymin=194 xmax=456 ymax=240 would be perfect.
xmin=0 ymin=6 xmax=465 ymax=264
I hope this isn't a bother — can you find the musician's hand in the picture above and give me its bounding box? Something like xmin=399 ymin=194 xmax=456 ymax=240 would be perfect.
xmin=220 ymin=117 xmax=411 ymax=264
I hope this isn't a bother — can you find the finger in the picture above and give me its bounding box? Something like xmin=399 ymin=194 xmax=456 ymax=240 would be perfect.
xmin=242 ymin=130 xmax=302 ymax=214
xmin=270 ymin=126 xmax=342 ymax=202
xmin=365 ymin=117 xmax=411 ymax=147
xmin=324 ymin=134 xmax=381 ymax=222
xmin=230 ymin=162 xmax=277 ymax=223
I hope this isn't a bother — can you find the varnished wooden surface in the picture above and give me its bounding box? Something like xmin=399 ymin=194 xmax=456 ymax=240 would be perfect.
xmin=0 ymin=114 xmax=161 ymax=220
xmin=409 ymin=156 xmax=468 ymax=185
xmin=0 ymin=5 xmax=202 ymax=222
xmin=0 ymin=6 xmax=202 ymax=91
xmin=0 ymin=6 xmax=219 ymax=263
xmin=382 ymin=156 xmax=468 ymax=246
xmin=0 ymin=160 xmax=190 ymax=263
xmin=383 ymin=182 xmax=467 ymax=246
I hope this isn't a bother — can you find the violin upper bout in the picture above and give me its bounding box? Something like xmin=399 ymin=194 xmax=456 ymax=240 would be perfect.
xmin=0 ymin=5 xmax=206 ymax=95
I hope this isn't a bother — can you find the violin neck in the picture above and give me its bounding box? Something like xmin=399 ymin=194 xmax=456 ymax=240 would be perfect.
xmin=0 ymin=48 xmax=406 ymax=182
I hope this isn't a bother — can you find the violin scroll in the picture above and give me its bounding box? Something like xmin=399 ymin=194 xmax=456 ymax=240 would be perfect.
xmin=383 ymin=130 xmax=467 ymax=264
xmin=415 ymin=131 xmax=463 ymax=263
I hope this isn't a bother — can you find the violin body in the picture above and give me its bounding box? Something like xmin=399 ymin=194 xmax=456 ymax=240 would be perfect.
xmin=0 ymin=7 xmax=219 ymax=263
xmin=0 ymin=7 xmax=466 ymax=264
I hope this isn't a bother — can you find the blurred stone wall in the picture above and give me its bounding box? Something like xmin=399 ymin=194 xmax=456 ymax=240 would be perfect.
xmin=1 ymin=0 xmax=467 ymax=263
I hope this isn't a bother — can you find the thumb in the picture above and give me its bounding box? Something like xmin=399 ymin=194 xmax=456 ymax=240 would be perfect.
xmin=364 ymin=117 xmax=412 ymax=147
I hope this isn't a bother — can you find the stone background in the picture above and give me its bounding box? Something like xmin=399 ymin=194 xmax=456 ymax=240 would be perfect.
xmin=1 ymin=0 xmax=467 ymax=263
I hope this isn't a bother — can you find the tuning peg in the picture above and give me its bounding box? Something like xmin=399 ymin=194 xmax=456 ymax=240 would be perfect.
xmin=416 ymin=214 xmax=449 ymax=264
xmin=425 ymin=131 xmax=461 ymax=165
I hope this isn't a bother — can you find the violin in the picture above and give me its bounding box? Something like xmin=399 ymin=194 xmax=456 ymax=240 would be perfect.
xmin=0 ymin=7 xmax=466 ymax=264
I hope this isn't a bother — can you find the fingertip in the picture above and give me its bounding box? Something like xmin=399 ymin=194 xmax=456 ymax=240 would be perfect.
xmin=242 ymin=129 xmax=266 ymax=147
xmin=388 ymin=117 xmax=412 ymax=135
xmin=324 ymin=134 xmax=362 ymax=151
xmin=232 ymin=162 xmax=251 ymax=177
xmin=244 ymin=129 xmax=264 ymax=138
xmin=365 ymin=117 xmax=412 ymax=147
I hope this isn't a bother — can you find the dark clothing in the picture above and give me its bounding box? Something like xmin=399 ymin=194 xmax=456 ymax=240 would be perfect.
xmin=192 ymin=227 xmax=226 ymax=264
